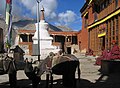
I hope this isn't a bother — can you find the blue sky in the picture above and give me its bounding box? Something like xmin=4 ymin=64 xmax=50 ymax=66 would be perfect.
xmin=55 ymin=0 xmax=85 ymax=31
xmin=0 ymin=0 xmax=85 ymax=31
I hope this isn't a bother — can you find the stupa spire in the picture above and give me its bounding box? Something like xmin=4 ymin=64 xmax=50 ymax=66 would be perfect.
xmin=40 ymin=6 xmax=45 ymax=20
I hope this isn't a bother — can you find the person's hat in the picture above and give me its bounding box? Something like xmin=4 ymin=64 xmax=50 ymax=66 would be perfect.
xmin=112 ymin=40 xmax=116 ymax=44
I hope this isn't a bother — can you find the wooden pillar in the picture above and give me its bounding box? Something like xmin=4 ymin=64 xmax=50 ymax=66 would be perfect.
xmin=108 ymin=20 xmax=110 ymax=49
xmin=65 ymin=36 xmax=67 ymax=42
xmin=53 ymin=35 xmax=55 ymax=42
xmin=64 ymin=36 xmax=67 ymax=53
xmin=27 ymin=33 xmax=29 ymax=42
xmin=71 ymin=35 xmax=73 ymax=44
xmin=18 ymin=34 xmax=20 ymax=43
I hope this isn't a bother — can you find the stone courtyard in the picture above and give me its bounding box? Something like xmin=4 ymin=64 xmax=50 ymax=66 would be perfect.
xmin=0 ymin=55 xmax=120 ymax=88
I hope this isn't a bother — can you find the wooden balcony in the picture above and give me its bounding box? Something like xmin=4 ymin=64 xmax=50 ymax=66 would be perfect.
xmin=98 ymin=1 xmax=116 ymax=20
xmin=52 ymin=42 xmax=61 ymax=46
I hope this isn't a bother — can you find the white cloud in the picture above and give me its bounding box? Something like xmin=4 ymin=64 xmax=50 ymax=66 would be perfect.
xmin=12 ymin=1 xmax=23 ymax=16
xmin=0 ymin=0 xmax=57 ymax=18
xmin=49 ymin=12 xmax=57 ymax=19
xmin=19 ymin=0 xmax=57 ymax=18
xmin=57 ymin=10 xmax=77 ymax=25
xmin=20 ymin=0 xmax=36 ymax=15
xmin=0 ymin=0 xmax=78 ymax=29
xmin=0 ymin=0 xmax=5 ymax=15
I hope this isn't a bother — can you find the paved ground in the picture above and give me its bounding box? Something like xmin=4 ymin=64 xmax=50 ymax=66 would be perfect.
xmin=0 ymin=55 xmax=120 ymax=88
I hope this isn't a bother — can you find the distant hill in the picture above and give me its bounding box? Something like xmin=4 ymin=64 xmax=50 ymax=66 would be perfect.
xmin=57 ymin=26 xmax=73 ymax=31
xmin=0 ymin=15 xmax=74 ymax=32
xmin=48 ymin=23 xmax=62 ymax=31
xmin=12 ymin=19 xmax=36 ymax=30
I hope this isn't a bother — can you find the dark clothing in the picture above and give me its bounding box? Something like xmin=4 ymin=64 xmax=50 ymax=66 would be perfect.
xmin=7 ymin=59 xmax=17 ymax=88
xmin=24 ymin=61 xmax=40 ymax=88
xmin=52 ymin=61 xmax=79 ymax=88
xmin=62 ymin=61 xmax=78 ymax=88
xmin=24 ymin=62 xmax=33 ymax=80
xmin=9 ymin=72 xmax=17 ymax=88
xmin=31 ymin=74 xmax=40 ymax=88
xmin=24 ymin=62 xmax=33 ymax=73
xmin=7 ymin=60 xmax=17 ymax=74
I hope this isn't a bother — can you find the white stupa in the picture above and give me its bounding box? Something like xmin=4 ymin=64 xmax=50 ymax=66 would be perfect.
xmin=32 ymin=7 xmax=60 ymax=60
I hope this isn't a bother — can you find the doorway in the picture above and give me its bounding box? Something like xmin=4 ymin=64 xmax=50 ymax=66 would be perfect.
xmin=67 ymin=47 xmax=71 ymax=54
xmin=100 ymin=36 xmax=105 ymax=49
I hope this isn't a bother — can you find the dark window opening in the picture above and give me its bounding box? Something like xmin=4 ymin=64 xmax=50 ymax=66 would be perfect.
xmin=99 ymin=0 xmax=112 ymax=12
xmin=85 ymin=13 xmax=88 ymax=19
xmin=116 ymin=16 xmax=119 ymax=44
xmin=29 ymin=34 xmax=34 ymax=42
xmin=115 ymin=0 xmax=118 ymax=8
xmin=72 ymin=36 xmax=77 ymax=44
xmin=67 ymin=47 xmax=71 ymax=54
xmin=94 ymin=13 xmax=98 ymax=21
xmin=67 ymin=36 xmax=71 ymax=42
xmin=93 ymin=4 xmax=100 ymax=13
xmin=84 ymin=13 xmax=88 ymax=28
xmin=20 ymin=34 xmax=28 ymax=42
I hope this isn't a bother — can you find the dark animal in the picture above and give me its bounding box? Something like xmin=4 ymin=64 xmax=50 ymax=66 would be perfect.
xmin=51 ymin=54 xmax=80 ymax=88
xmin=35 ymin=53 xmax=80 ymax=88
xmin=2 ymin=55 xmax=17 ymax=88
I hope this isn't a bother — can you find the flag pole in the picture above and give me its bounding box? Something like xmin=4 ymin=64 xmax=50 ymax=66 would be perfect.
xmin=36 ymin=0 xmax=42 ymax=61
xmin=7 ymin=14 xmax=12 ymax=53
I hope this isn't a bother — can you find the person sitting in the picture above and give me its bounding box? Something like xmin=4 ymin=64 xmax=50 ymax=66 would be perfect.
xmin=85 ymin=48 xmax=94 ymax=56
xmin=95 ymin=47 xmax=107 ymax=65
xmin=105 ymin=48 xmax=111 ymax=60
xmin=110 ymin=40 xmax=120 ymax=60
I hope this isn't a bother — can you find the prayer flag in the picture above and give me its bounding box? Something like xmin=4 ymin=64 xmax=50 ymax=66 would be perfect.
xmin=5 ymin=0 xmax=12 ymax=48
xmin=5 ymin=0 xmax=12 ymax=25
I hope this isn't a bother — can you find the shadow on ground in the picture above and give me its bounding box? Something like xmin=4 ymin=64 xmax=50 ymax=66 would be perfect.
xmin=0 ymin=78 xmax=92 ymax=88
xmin=92 ymin=73 xmax=120 ymax=88
xmin=0 ymin=73 xmax=120 ymax=88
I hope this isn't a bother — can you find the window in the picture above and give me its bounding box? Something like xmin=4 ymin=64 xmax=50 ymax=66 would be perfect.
xmin=72 ymin=36 xmax=77 ymax=44
xmin=101 ymin=3 xmax=104 ymax=10
xmin=112 ymin=19 xmax=115 ymax=36
xmin=106 ymin=0 xmax=108 ymax=7
xmin=67 ymin=36 xmax=71 ymax=42
xmin=29 ymin=34 xmax=34 ymax=42
xmin=94 ymin=13 xmax=98 ymax=21
xmin=20 ymin=34 xmax=28 ymax=42
xmin=115 ymin=0 xmax=118 ymax=8
xmin=106 ymin=22 xmax=108 ymax=48
xmin=116 ymin=16 xmax=119 ymax=44
xmin=100 ymin=2 xmax=106 ymax=11
xmin=116 ymin=16 xmax=119 ymax=34
xmin=84 ymin=13 xmax=88 ymax=27
xmin=93 ymin=4 xmax=100 ymax=13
